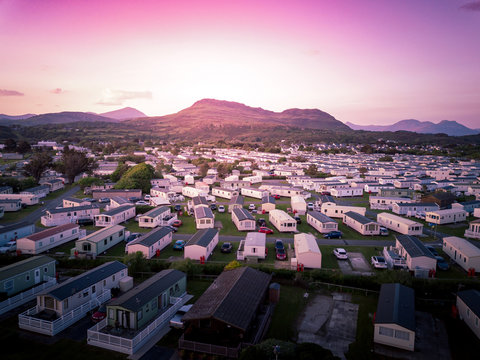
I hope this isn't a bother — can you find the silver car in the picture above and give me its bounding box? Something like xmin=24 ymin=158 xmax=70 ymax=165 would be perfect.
xmin=169 ymin=304 xmax=193 ymax=329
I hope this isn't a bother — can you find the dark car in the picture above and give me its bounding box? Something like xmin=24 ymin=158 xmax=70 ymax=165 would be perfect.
xmin=77 ymin=218 xmax=94 ymax=226
xmin=323 ymin=231 xmax=342 ymax=239
xmin=257 ymin=218 xmax=266 ymax=227
xmin=275 ymin=239 xmax=284 ymax=251
xmin=173 ymin=240 xmax=186 ymax=250
xmin=174 ymin=204 xmax=182 ymax=212
xmin=294 ymin=216 xmax=302 ymax=224
xmin=210 ymin=203 xmax=217 ymax=211
xmin=276 ymin=248 xmax=287 ymax=260
xmin=165 ymin=225 xmax=178 ymax=233
xmin=426 ymin=245 xmax=439 ymax=257
xmin=128 ymin=197 xmax=142 ymax=202
xmin=126 ymin=233 xmax=141 ymax=243
xmin=98 ymin=197 xmax=110 ymax=203
xmin=221 ymin=242 xmax=233 ymax=253
xmin=435 ymin=256 xmax=450 ymax=270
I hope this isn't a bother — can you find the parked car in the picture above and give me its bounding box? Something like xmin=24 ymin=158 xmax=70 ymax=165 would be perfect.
xmin=248 ymin=204 xmax=256 ymax=210
xmin=323 ymin=231 xmax=342 ymax=239
xmin=77 ymin=218 xmax=94 ymax=226
xmin=276 ymin=247 xmax=287 ymax=260
xmin=126 ymin=233 xmax=141 ymax=243
xmin=275 ymin=239 xmax=284 ymax=251
xmin=257 ymin=218 xmax=266 ymax=227
xmin=173 ymin=240 xmax=186 ymax=250
xmin=371 ymin=256 xmax=387 ymax=269
xmin=135 ymin=200 xmax=149 ymax=206
xmin=218 ymin=205 xmax=225 ymax=213
xmin=415 ymin=212 xmax=426 ymax=220
xmin=144 ymin=194 xmax=151 ymax=200
xmin=98 ymin=197 xmax=110 ymax=203
xmin=272 ymin=194 xmax=281 ymax=200
xmin=379 ymin=226 xmax=389 ymax=236
xmin=174 ymin=204 xmax=182 ymax=212
xmin=259 ymin=227 xmax=273 ymax=234
xmin=91 ymin=304 xmax=107 ymax=323
xmin=221 ymin=242 xmax=233 ymax=253
xmin=426 ymin=245 xmax=439 ymax=257
xmin=165 ymin=225 xmax=178 ymax=233
xmin=307 ymin=202 xmax=314 ymax=211
xmin=169 ymin=304 xmax=193 ymax=329
xmin=294 ymin=216 xmax=302 ymax=224
xmin=172 ymin=220 xmax=182 ymax=227
xmin=82 ymin=197 xmax=94 ymax=202
xmin=128 ymin=196 xmax=142 ymax=202
xmin=321 ymin=191 xmax=331 ymax=196
xmin=333 ymin=248 xmax=348 ymax=260
xmin=435 ymin=256 xmax=450 ymax=270
xmin=0 ymin=241 xmax=16 ymax=254
xmin=210 ymin=203 xmax=217 ymax=211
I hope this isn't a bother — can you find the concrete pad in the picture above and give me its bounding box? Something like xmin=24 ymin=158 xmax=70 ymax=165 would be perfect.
xmin=349 ymin=252 xmax=371 ymax=272
xmin=337 ymin=259 xmax=353 ymax=274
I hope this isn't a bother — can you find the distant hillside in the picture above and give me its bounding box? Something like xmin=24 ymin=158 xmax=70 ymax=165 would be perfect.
xmin=0 ymin=113 xmax=36 ymax=121
xmin=346 ymin=119 xmax=479 ymax=136
xmin=0 ymin=112 xmax=117 ymax=126
xmin=99 ymin=107 xmax=146 ymax=120
xmin=128 ymin=98 xmax=350 ymax=133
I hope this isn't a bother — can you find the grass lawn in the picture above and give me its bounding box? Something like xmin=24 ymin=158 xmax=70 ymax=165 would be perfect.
xmin=50 ymin=239 xmax=77 ymax=255
xmin=266 ymin=285 xmax=309 ymax=341
xmin=102 ymin=241 xmax=127 ymax=257
xmin=43 ymin=184 xmax=75 ymax=201
xmin=209 ymin=241 xmax=239 ymax=262
xmin=0 ymin=204 xmax=42 ymax=224
xmin=318 ymin=245 xmax=383 ymax=270
xmin=346 ymin=294 xmax=378 ymax=360
xmin=123 ymin=221 xmax=152 ymax=234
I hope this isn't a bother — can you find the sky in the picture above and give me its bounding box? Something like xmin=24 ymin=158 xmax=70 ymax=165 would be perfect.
xmin=1 ymin=0 xmax=480 ymax=127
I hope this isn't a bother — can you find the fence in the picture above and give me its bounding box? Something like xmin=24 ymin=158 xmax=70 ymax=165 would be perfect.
xmin=18 ymin=290 xmax=111 ymax=336
xmin=179 ymin=335 xmax=242 ymax=358
xmin=0 ymin=277 xmax=57 ymax=315
xmin=309 ymin=281 xmax=380 ymax=296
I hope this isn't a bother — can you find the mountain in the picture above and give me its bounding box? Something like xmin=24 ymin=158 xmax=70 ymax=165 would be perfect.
xmin=0 ymin=113 xmax=36 ymax=120
xmin=129 ymin=98 xmax=349 ymax=131
xmin=99 ymin=107 xmax=146 ymax=120
xmin=345 ymin=119 xmax=479 ymax=136
xmin=0 ymin=111 xmax=118 ymax=126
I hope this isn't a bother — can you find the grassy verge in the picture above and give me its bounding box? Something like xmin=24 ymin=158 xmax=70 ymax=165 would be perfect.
xmin=346 ymin=294 xmax=377 ymax=360
xmin=0 ymin=204 xmax=42 ymax=223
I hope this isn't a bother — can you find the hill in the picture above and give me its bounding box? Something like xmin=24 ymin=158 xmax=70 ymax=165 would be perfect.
xmin=0 ymin=113 xmax=36 ymax=121
xmin=0 ymin=112 xmax=117 ymax=126
xmin=99 ymin=107 xmax=146 ymax=120
xmin=346 ymin=119 xmax=479 ymax=136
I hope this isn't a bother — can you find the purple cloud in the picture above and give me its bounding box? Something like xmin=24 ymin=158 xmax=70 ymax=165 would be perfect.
xmin=0 ymin=89 xmax=24 ymax=96
xmin=460 ymin=1 xmax=480 ymax=11
xmin=97 ymin=88 xmax=152 ymax=105
xmin=50 ymin=88 xmax=63 ymax=94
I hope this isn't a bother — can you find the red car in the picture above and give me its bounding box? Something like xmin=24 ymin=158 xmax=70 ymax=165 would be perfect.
xmin=276 ymin=248 xmax=287 ymax=260
xmin=172 ymin=220 xmax=182 ymax=227
xmin=272 ymin=194 xmax=281 ymax=199
xmin=91 ymin=304 xmax=106 ymax=323
xmin=258 ymin=227 xmax=273 ymax=234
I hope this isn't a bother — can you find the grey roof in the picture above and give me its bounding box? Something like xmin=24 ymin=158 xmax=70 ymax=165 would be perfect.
xmin=23 ymin=185 xmax=50 ymax=193
xmin=395 ymin=202 xmax=438 ymax=207
xmin=182 ymin=267 xmax=271 ymax=331
xmin=110 ymin=196 xmax=132 ymax=205
xmin=192 ymin=196 xmax=209 ymax=207
xmin=396 ymin=235 xmax=436 ymax=259
xmin=0 ymin=199 xmax=21 ymax=204
xmin=375 ymin=283 xmax=415 ymax=331
xmin=186 ymin=228 xmax=218 ymax=248
xmin=194 ymin=206 xmax=214 ymax=219
xmin=63 ymin=197 xmax=85 ymax=203
xmin=0 ymin=256 xmax=55 ymax=282
xmin=457 ymin=289 xmax=480 ymax=318
xmin=48 ymin=204 xmax=99 ymax=214
xmin=42 ymin=261 xmax=127 ymax=301
xmin=230 ymin=195 xmax=244 ymax=205
xmin=461 ymin=200 xmax=480 ymax=206
xmin=102 ymin=204 xmax=134 ymax=216
xmin=319 ymin=195 xmax=335 ymax=204
xmin=0 ymin=221 xmax=33 ymax=235
xmin=308 ymin=211 xmax=336 ymax=223
xmin=108 ymin=269 xmax=185 ymax=312
xmin=141 ymin=206 xmax=170 ymax=218
xmin=262 ymin=195 xmax=275 ymax=204
xmin=344 ymin=211 xmax=375 ymax=225
xmin=130 ymin=227 xmax=173 ymax=247
xmin=233 ymin=208 xmax=255 ymax=221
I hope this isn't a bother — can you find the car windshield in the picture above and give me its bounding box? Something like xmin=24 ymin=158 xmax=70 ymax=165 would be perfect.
xmin=277 ymin=248 xmax=285 ymax=254
xmin=377 ymin=257 xmax=385 ymax=262
xmin=338 ymin=250 xmax=346 ymax=254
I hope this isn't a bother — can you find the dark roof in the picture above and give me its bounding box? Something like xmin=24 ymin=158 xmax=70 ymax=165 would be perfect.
xmin=461 ymin=200 xmax=480 ymax=206
xmin=110 ymin=196 xmax=132 ymax=205
xmin=48 ymin=204 xmax=99 ymax=214
xmin=0 ymin=221 xmax=33 ymax=235
xmin=395 ymin=202 xmax=438 ymax=207
xmin=262 ymin=195 xmax=275 ymax=204
xmin=396 ymin=235 xmax=436 ymax=259
xmin=192 ymin=196 xmax=209 ymax=207
xmin=102 ymin=204 xmax=134 ymax=216
xmin=319 ymin=195 xmax=335 ymax=204
xmin=43 ymin=261 xmax=127 ymax=301
xmin=344 ymin=211 xmax=375 ymax=225
xmin=25 ymin=223 xmax=78 ymax=241
xmin=375 ymin=283 xmax=415 ymax=331
xmin=457 ymin=289 xmax=480 ymax=317
xmin=130 ymin=227 xmax=173 ymax=247
xmin=141 ymin=206 xmax=170 ymax=218
xmin=23 ymin=185 xmax=50 ymax=193
xmin=63 ymin=197 xmax=86 ymax=203
xmin=108 ymin=269 xmax=185 ymax=312
xmin=186 ymin=228 xmax=218 ymax=248
xmin=0 ymin=256 xmax=55 ymax=282
xmin=194 ymin=206 xmax=214 ymax=219
xmin=230 ymin=195 xmax=244 ymax=205
xmin=182 ymin=267 xmax=271 ymax=331
xmin=308 ymin=211 xmax=336 ymax=223
xmin=0 ymin=199 xmax=21 ymax=204
xmin=233 ymin=208 xmax=254 ymax=221
xmin=423 ymin=192 xmax=455 ymax=200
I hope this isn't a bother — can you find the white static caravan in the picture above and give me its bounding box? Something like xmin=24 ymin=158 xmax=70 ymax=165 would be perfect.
xmin=376 ymin=213 xmax=423 ymax=236
xmin=330 ymin=187 xmax=363 ymax=198
xmin=150 ymin=187 xmax=176 ymax=201
xmin=72 ymin=225 xmax=126 ymax=257
xmin=62 ymin=197 xmax=91 ymax=208
xmin=195 ymin=181 xmax=210 ymax=194
xmin=0 ymin=199 xmax=22 ymax=212
xmin=321 ymin=202 xmax=366 ymax=219
xmin=294 ymin=233 xmax=322 ymax=269
xmin=259 ymin=185 xmax=303 ymax=198
xmin=0 ymin=193 xmax=39 ymax=205
xmin=17 ymin=223 xmax=85 ymax=255
xmin=242 ymin=175 xmax=262 ymax=184
xmin=343 ymin=212 xmax=380 ymax=236
xmin=291 ymin=195 xmax=307 ymax=215
xmin=126 ymin=227 xmax=173 ymax=259
xmin=184 ymin=174 xmax=195 ymax=185
xmin=392 ymin=202 xmax=439 ymax=216
xmin=184 ymin=228 xmax=219 ymax=261
xmin=442 ymin=236 xmax=480 ymax=272
xmin=269 ymin=210 xmax=297 ymax=233
xmin=261 ymin=195 xmax=276 ymax=213
xmin=237 ymin=232 xmax=266 ymax=261
xmin=182 ymin=186 xmax=206 ymax=198
xmin=232 ymin=208 xmax=256 ymax=231
xmin=194 ymin=207 xmax=215 ymax=229
xmin=465 ymin=219 xmax=480 ymax=240
xmin=395 ymin=235 xmax=437 ymax=272
xmin=109 ymin=196 xmax=134 ymax=209
xmin=138 ymin=206 xmax=172 ymax=228
xmin=94 ymin=204 xmax=136 ymax=227
xmin=425 ymin=208 xmax=468 ymax=225
xmin=457 ymin=290 xmax=480 ymax=340
xmin=306 ymin=211 xmax=338 ymax=234
xmin=241 ymin=187 xmax=269 ymax=200
xmin=41 ymin=205 xmax=100 ymax=227
xmin=370 ymin=196 xmax=412 ymax=210
xmin=211 ymin=187 xmax=238 ymax=200
xmin=188 ymin=196 xmax=210 ymax=211
xmin=228 ymin=195 xmax=244 ymax=214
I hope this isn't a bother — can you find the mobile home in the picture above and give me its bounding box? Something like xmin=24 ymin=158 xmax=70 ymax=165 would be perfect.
xmin=376 ymin=213 xmax=423 ymax=236
xmin=232 ymin=208 xmax=256 ymax=231
xmin=442 ymin=236 xmax=480 ymax=272
xmin=94 ymin=204 xmax=135 ymax=227
xmin=17 ymin=223 xmax=84 ymax=254
xmin=395 ymin=235 xmax=437 ymax=271
xmin=241 ymin=187 xmax=269 ymax=200
xmin=184 ymin=228 xmax=219 ymax=261
xmin=291 ymin=195 xmax=307 ymax=215
xmin=321 ymin=202 xmax=366 ymax=219
xmin=237 ymin=232 xmax=266 ymax=261
xmin=306 ymin=211 xmax=338 ymax=234
xmin=41 ymin=204 xmax=100 ymax=227
xmin=194 ymin=207 xmax=215 ymax=229
xmin=343 ymin=212 xmax=380 ymax=236
xmin=228 ymin=194 xmax=244 ymax=213
xmin=138 ymin=206 xmax=172 ymax=228
xmin=425 ymin=208 xmax=468 ymax=225
xmin=126 ymin=227 xmax=174 ymax=259
xmin=72 ymin=225 xmax=126 ymax=257
xmin=456 ymin=290 xmax=480 ymax=339
xmin=261 ymin=195 xmax=276 ymax=213
xmin=294 ymin=233 xmax=322 ymax=269
xmin=212 ymin=187 xmax=238 ymax=200
xmin=269 ymin=209 xmax=297 ymax=233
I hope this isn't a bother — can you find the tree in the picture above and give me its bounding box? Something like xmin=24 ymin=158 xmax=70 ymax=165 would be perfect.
xmin=111 ymin=163 xmax=129 ymax=182
xmin=56 ymin=147 xmax=97 ymax=184
xmin=77 ymin=177 xmax=104 ymax=190
xmin=198 ymin=162 xmax=209 ymax=177
xmin=23 ymin=152 xmax=53 ymax=182
xmin=378 ymin=155 xmax=394 ymax=162
xmin=16 ymin=141 xmax=31 ymax=154
xmin=115 ymin=163 xmax=155 ymax=193
xmin=224 ymin=260 xmax=242 ymax=271
xmin=4 ymin=138 xmax=17 ymax=151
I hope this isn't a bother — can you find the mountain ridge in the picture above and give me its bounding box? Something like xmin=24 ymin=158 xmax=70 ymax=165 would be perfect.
xmin=99 ymin=107 xmax=146 ymax=120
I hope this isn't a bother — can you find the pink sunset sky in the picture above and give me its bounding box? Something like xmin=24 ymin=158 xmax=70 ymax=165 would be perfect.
xmin=1 ymin=0 xmax=479 ymax=127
